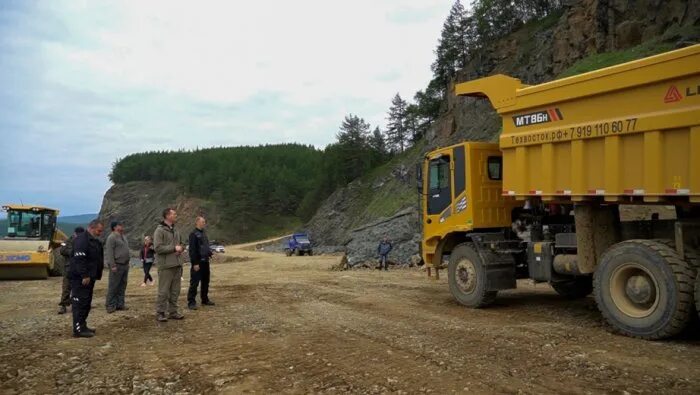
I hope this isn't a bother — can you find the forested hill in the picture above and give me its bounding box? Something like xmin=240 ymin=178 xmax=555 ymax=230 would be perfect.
xmin=107 ymin=144 xmax=324 ymax=241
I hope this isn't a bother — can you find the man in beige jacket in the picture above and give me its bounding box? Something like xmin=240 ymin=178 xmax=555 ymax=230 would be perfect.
xmin=153 ymin=208 xmax=185 ymax=322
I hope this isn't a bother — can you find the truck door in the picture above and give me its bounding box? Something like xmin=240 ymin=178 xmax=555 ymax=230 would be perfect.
xmin=427 ymin=155 xmax=452 ymax=216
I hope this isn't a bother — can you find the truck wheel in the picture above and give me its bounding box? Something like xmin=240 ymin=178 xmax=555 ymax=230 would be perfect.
xmin=651 ymin=239 xmax=700 ymax=323
xmin=551 ymin=276 xmax=592 ymax=299
xmin=295 ymin=249 xmax=302 ymax=256
xmin=448 ymin=243 xmax=497 ymax=308
xmin=696 ymin=273 xmax=700 ymax=321
xmin=593 ymin=240 xmax=695 ymax=339
xmin=48 ymin=249 xmax=65 ymax=277
xmin=285 ymin=249 xmax=292 ymax=257
xmin=308 ymin=250 xmax=313 ymax=256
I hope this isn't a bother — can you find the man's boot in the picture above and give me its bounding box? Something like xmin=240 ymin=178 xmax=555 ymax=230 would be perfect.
xmin=73 ymin=331 xmax=95 ymax=338
xmin=188 ymin=302 xmax=198 ymax=310
xmin=58 ymin=305 xmax=67 ymax=314
xmin=169 ymin=312 xmax=185 ymax=320
xmin=156 ymin=312 xmax=168 ymax=322
xmin=202 ymin=300 xmax=215 ymax=306
xmin=81 ymin=322 xmax=96 ymax=334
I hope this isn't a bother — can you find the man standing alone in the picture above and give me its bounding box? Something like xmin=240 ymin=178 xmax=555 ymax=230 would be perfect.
xmin=154 ymin=208 xmax=185 ymax=322
xmin=69 ymin=220 xmax=104 ymax=337
xmin=187 ymin=216 xmax=215 ymax=310
xmin=377 ymin=237 xmax=393 ymax=271
xmin=105 ymin=221 xmax=131 ymax=313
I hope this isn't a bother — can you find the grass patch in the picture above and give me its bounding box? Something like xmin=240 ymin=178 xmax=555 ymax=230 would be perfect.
xmin=558 ymin=40 xmax=676 ymax=78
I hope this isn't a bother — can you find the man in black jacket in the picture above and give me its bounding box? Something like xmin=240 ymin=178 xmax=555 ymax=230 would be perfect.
xmin=57 ymin=227 xmax=85 ymax=314
xmin=69 ymin=220 xmax=104 ymax=338
xmin=187 ymin=216 xmax=214 ymax=309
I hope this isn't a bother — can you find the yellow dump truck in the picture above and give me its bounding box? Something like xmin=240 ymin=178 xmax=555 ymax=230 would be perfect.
xmin=0 ymin=204 xmax=68 ymax=280
xmin=419 ymin=44 xmax=700 ymax=339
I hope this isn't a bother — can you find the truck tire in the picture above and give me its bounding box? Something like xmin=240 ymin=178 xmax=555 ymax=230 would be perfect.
xmin=551 ymin=276 xmax=593 ymax=299
xmin=448 ymin=243 xmax=497 ymax=308
xmin=285 ymin=249 xmax=292 ymax=257
xmin=593 ymin=240 xmax=695 ymax=339
xmin=654 ymin=239 xmax=700 ymax=322
xmin=696 ymin=273 xmax=700 ymax=321
xmin=48 ymin=249 xmax=65 ymax=277
xmin=295 ymin=249 xmax=302 ymax=256
xmin=308 ymin=250 xmax=313 ymax=256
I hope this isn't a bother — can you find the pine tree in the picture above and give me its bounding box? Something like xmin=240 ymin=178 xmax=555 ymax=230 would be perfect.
xmin=431 ymin=0 xmax=470 ymax=91
xmin=368 ymin=126 xmax=387 ymax=156
xmin=337 ymin=114 xmax=370 ymax=145
xmin=385 ymin=93 xmax=409 ymax=153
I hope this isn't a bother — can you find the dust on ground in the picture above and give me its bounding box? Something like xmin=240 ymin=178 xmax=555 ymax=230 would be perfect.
xmin=1 ymin=246 xmax=699 ymax=394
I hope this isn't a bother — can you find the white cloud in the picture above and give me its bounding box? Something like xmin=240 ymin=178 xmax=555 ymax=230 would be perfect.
xmin=1 ymin=0 xmax=455 ymax=214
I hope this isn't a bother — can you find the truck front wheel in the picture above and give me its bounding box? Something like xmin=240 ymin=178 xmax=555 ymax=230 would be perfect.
xmin=551 ymin=276 xmax=593 ymax=299
xmin=593 ymin=240 xmax=694 ymax=339
xmin=448 ymin=243 xmax=497 ymax=308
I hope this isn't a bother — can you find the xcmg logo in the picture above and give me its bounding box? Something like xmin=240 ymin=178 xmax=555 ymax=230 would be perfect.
xmin=512 ymin=108 xmax=563 ymax=127
xmin=0 ymin=254 xmax=31 ymax=262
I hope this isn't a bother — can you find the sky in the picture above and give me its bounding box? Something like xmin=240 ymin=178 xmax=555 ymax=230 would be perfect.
xmin=0 ymin=0 xmax=454 ymax=216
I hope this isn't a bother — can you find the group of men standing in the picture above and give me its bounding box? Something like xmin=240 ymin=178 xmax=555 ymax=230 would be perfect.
xmin=59 ymin=207 xmax=215 ymax=338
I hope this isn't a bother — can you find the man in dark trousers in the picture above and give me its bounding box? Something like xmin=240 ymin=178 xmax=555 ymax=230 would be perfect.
xmin=187 ymin=216 xmax=214 ymax=310
xmin=105 ymin=221 xmax=131 ymax=313
xmin=377 ymin=237 xmax=393 ymax=271
xmin=57 ymin=227 xmax=85 ymax=314
xmin=69 ymin=220 xmax=104 ymax=337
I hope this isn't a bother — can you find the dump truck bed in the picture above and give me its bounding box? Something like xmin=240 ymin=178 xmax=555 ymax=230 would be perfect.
xmin=456 ymin=44 xmax=700 ymax=203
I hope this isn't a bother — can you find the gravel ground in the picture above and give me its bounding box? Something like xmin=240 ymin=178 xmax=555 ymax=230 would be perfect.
xmin=1 ymin=246 xmax=699 ymax=394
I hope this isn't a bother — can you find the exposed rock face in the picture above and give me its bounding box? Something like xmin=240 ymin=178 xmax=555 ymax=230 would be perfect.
xmin=97 ymin=181 xmax=225 ymax=247
xmin=344 ymin=208 xmax=421 ymax=267
xmin=430 ymin=0 xmax=700 ymax=145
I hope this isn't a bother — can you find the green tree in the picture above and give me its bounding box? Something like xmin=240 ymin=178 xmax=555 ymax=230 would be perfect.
xmin=385 ymin=93 xmax=409 ymax=153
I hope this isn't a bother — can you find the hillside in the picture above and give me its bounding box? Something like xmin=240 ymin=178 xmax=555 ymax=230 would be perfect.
xmin=101 ymin=144 xmax=322 ymax=245
xmin=307 ymin=0 xmax=700 ymax=266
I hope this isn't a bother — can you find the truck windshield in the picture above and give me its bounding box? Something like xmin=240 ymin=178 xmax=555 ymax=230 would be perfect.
xmin=5 ymin=210 xmax=54 ymax=240
xmin=295 ymin=237 xmax=310 ymax=244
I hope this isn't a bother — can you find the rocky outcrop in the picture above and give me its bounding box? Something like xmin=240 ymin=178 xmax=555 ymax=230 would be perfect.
xmin=344 ymin=208 xmax=421 ymax=267
xmin=430 ymin=0 xmax=700 ymax=146
xmin=97 ymin=181 xmax=227 ymax=247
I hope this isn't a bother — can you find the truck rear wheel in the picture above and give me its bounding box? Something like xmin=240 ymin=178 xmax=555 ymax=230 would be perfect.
xmin=448 ymin=243 xmax=497 ymax=308
xmin=696 ymin=272 xmax=700 ymax=321
xmin=295 ymin=249 xmax=302 ymax=256
xmin=593 ymin=240 xmax=694 ymax=339
xmin=551 ymin=277 xmax=592 ymax=299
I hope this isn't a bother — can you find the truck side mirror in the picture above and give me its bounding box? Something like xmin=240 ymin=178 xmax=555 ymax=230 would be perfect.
xmin=415 ymin=163 xmax=423 ymax=193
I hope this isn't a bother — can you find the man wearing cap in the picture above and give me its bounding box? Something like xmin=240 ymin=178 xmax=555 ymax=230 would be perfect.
xmin=105 ymin=220 xmax=131 ymax=313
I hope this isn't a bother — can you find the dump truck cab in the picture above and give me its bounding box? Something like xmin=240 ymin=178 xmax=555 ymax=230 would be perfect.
xmin=0 ymin=204 xmax=67 ymax=279
xmin=420 ymin=142 xmax=519 ymax=268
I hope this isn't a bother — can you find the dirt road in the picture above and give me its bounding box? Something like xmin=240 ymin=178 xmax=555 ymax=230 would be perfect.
xmin=1 ymin=247 xmax=699 ymax=394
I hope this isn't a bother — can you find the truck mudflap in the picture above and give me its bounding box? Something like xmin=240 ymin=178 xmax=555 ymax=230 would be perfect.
xmin=472 ymin=236 xmax=517 ymax=291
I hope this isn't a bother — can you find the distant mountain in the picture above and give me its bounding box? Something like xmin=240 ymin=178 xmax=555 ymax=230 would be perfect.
xmin=59 ymin=213 xmax=98 ymax=223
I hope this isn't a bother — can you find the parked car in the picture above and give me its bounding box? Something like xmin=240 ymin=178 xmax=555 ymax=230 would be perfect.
xmin=285 ymin=233 xmax=313 ymax=256
xmin=210 ymin=243 xmax=225 ymax=254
